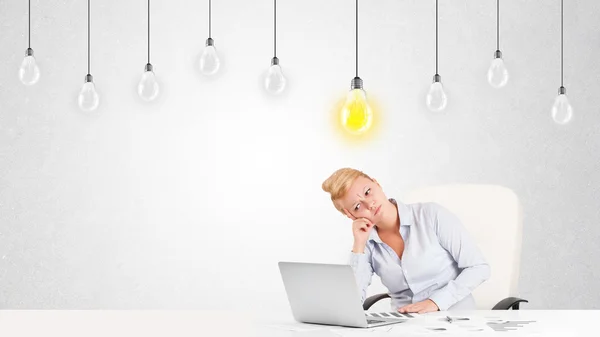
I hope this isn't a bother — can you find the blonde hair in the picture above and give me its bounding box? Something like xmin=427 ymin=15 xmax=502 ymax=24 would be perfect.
xmin=322 ymin=168 xmax=373 ymax=213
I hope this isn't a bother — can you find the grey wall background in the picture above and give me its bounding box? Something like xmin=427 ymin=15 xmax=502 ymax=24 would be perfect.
xmin=0 ymin=0 xmax=599 ymax=310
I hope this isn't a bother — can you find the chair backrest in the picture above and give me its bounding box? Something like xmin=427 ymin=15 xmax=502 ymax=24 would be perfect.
xmin=403 ymin=184 xmax=523 ymax=309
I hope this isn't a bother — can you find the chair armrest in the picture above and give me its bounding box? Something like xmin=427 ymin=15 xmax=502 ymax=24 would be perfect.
xmin=492 ymin=297 xmax=529 ymax=310
xmin=363 ymin=293 xmax=391 ymax=310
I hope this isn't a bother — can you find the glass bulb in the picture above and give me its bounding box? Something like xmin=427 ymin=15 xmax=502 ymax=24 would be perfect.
xmin=487 ymin=57 xmax=509 ymax=88
xmin=199 ymin=44 xmax=221 ymax=76
xmin=78 ymin=76 xmax=100 ymax=112
xmin=138 ymin=65 xmax=160 ymax=101
xmin=264 ymin=63 xmax=287 ymax=95
xmin=552 ymin=93 xmax=573 ymax=125
xmin=19 ymin=49 xmax=40 ymax=85
xmin=341 ymin=89 xmax=373 ymax=135
xmin=426 ymin=79 xmax=448 ymax=112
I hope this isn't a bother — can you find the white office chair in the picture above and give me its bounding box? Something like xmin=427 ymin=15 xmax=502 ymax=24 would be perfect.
xmin=363 ymin=184 xmax=528 ymax=311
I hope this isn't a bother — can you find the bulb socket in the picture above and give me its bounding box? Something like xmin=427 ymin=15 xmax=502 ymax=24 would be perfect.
xmin=26 ymin=47 xmax=34 ymax=56
xmin=558 ymin=86 xmax=566 ymax=95
xmin=271 ymin=57 xmax=279 ymax=66
xmin=84 ymin=74 xmax=94 ymax=83
xmin=206 ymin=38 xmax=214 ymax=46
xmin=494 ymin=50 xmax=503 ymax=59
xmin=145 ymin=63 xmax=154 ymax=72
xmin=351 ymin=76 xmax=363 ymax=90
xmin=433 ymin=74 xmax=442 ymax=83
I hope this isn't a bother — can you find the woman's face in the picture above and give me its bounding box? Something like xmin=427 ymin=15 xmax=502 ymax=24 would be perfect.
xmin=338 ymin=176 xmax=388 ymax=224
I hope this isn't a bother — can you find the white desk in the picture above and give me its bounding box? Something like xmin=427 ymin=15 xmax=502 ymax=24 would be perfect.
xmin=0 ymin=310 xmax=252 ymax=337
xmin=258 ymin=310 xmax=598 ymax=337
xmin=0 ymin=310 xmax=596 ymax=337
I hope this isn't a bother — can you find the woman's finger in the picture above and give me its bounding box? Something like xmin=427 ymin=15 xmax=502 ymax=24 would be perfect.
xmin=343 ymin=208 xmax=357 ymax=220
xmin=399 ymin=305 xmax=413 ymax=313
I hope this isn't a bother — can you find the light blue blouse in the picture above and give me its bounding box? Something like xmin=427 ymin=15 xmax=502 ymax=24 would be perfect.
xmin=349 ymin=198 xmax=491 ymax=311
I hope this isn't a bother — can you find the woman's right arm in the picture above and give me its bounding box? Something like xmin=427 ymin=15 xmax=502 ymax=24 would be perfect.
xmin=346 ymin=216 xmax=376 ymax=303
xmin=349 ymin=247 xmax=374 ymax=303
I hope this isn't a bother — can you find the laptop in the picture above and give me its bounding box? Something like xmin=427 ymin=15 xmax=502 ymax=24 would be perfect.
xmin=278 ymin=261 xmax=408 ymax=328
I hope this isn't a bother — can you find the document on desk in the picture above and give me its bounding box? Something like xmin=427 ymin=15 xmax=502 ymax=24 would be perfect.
xmin=331 ymin=316 xmax=495 ymax=337
xmin=331 ymin=326 xmax=491 ymax=337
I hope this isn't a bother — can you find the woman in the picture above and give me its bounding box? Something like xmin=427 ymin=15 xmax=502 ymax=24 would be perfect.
xmin=322 ymin=168 xmax=490 ymax=313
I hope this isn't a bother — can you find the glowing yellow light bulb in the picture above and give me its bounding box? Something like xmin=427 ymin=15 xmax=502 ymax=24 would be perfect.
xmin=341 ymin=88 xmax=373 ymax=135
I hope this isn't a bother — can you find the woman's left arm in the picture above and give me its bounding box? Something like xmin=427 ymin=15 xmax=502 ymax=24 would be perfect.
xmin=427 ymin=203 xmax=491 ymax=311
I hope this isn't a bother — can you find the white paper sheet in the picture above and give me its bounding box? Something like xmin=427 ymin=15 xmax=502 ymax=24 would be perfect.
xmin=330 ymin=315 xmax=496 ymax=337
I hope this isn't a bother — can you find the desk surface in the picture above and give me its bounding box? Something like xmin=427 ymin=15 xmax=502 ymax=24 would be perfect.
xmin=0 ymin=310 xmax=596 ymax=337
xmin=259 ymin=310 xmax=598 ymax=337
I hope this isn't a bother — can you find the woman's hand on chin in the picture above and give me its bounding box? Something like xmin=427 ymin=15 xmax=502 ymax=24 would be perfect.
xmin=398 ymin=299 xmax=439 ymax=314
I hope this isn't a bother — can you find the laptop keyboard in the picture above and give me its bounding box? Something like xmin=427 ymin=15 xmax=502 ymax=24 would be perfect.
xmin=367 ymin=319 xmax=385 ymax=324
xmin=367 ymin=312 xmax=415 ymax=319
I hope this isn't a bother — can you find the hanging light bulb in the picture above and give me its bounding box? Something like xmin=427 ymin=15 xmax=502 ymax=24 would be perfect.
xmin=137 ymin=0 xmax=159 ymax=101
xmin=426 ymin=74 xmax=447 ymax=112
xmin=488 ymin=50 xmax=509 ymax=88
xmin=552 ymin=0 xmax=572 ymax=125
xmin=198 ymin=1 xmax=220 ymax=76
xmin=338 ymin=0 xmax=373 ymax=135
xmin=488 ymin=0 xmax=508 ymax=88
xmin=426 ymin=0 xmax=448 ymax=112
xmin=78 ymin=74 xmax=100 ymax=112
xmin=19 ymin=48 xmax=40 ymax=85
xmin=138 ymin=63 xmax=159 ymax=101
xmin=78 ymin=0 xmax=99 ymax=112
xmin=264 ymin=57 xmax=287 ymax=94
xmin=341 ymin=77 xmax=373 ymax=135
xmin=264 ymin=0 xmax=286 ymax=95
xmin=552 ymin=86 xmax=573 ymax=125
xmin=199 ymin=38 xmax=221 ymax=76
xmin=20 ymin=1 xmax=39 ymax=85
